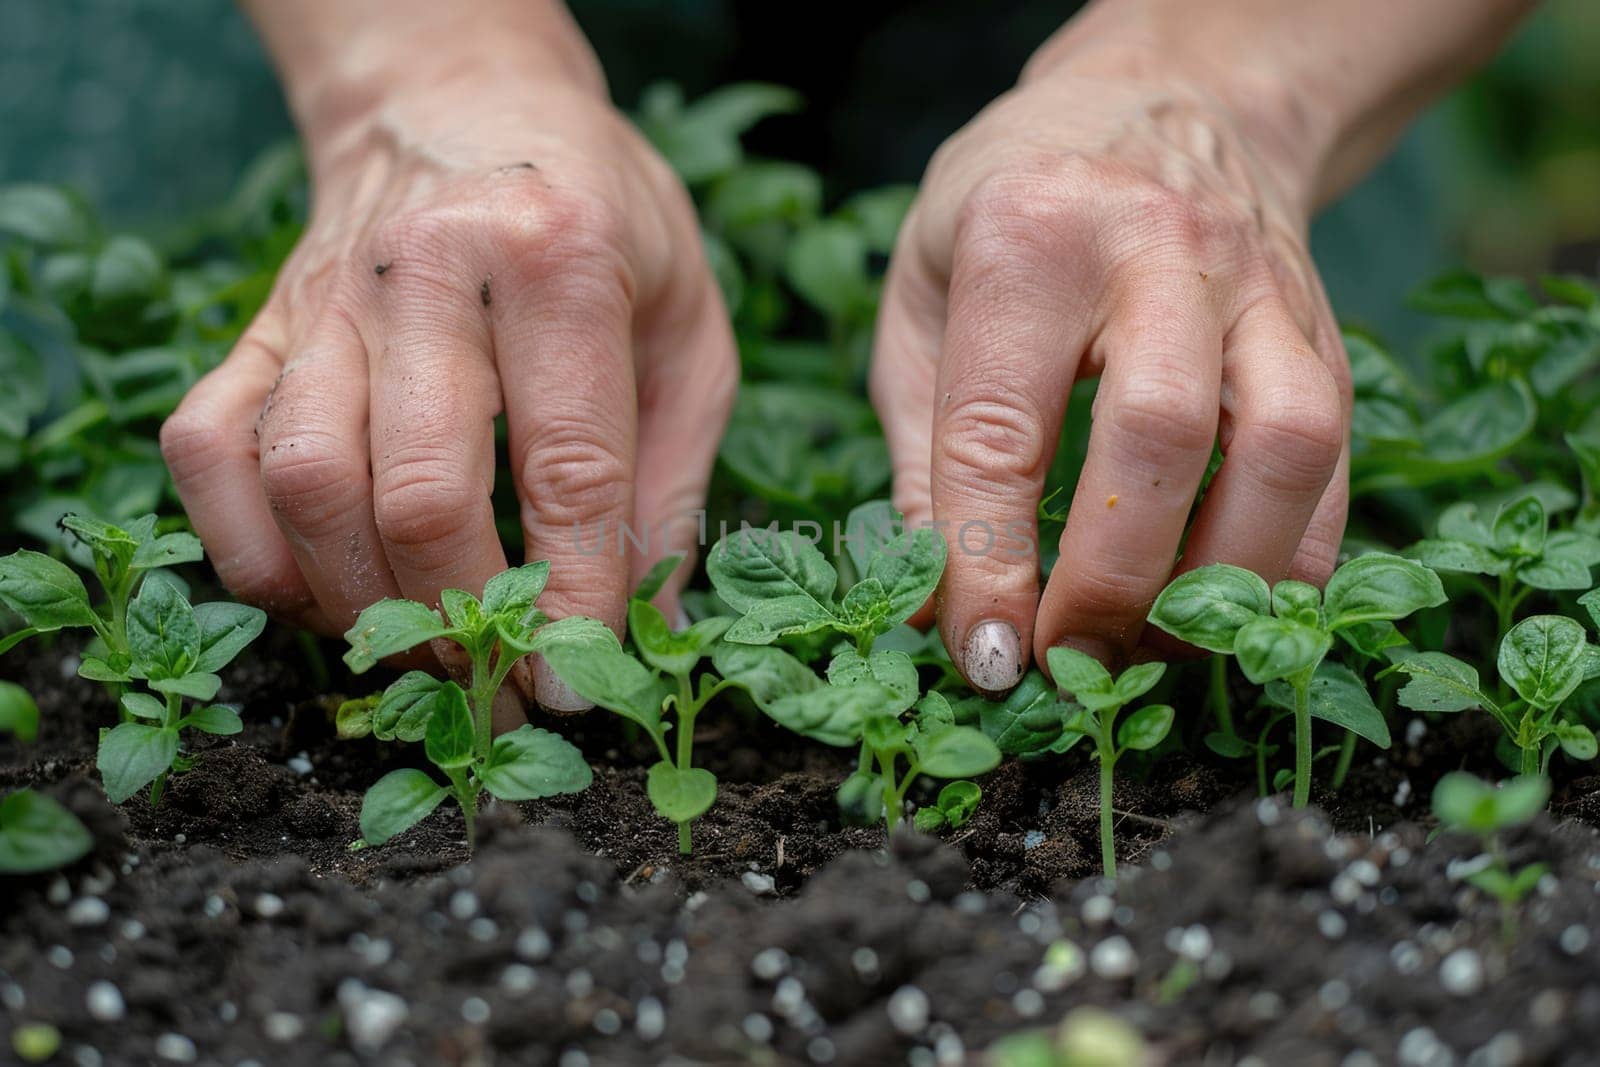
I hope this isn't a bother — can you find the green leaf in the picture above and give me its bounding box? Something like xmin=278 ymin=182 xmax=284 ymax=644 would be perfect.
xmin=784 ymin=219 xmax=870 ymax=319
xmin=865 ymin=526 xmax=946 ymax=627
xmin=1272 ymin=580 xmax=1322 ymax=618
xmin=0 ymin=627 xmax=41 ymax=657
xmin=539 ymin=633 xmax=664 ymax=735
xmin=764 ymin=683 xmax=886 ymax=746
xmin=707 ymin=527 xmax=838 ymax=614
xmin=843 ymin=500 xmax=899 ymax=578
xmin=864 ymin=714 xmax=914 ymax=756
xmin=0 ymin=682 xmax=40 ymax=742
xmin=1492 ymin=495 xmax=1548 ymax=558
xmin=826 ymin=649 xmax=918 ymax=714
xmin=1045 ymin=646 xmax=1113 ymax=699
xmin=0 ymin=185 xmax=94 ymax=246
xmin=1116 ymin=704 xmax=1175 ymax=752
xmin=1554 ymin=721 xmax=1598 ymax=761
xmin=423 ymin=685 xmax=475 ymax=770
xmin=126 ymin=572 xmax=200 ymax=680
xmin=837 ymin=578 xmax=893 ymax=636
xmin=711 ymin=642 xmax=823 ymax=709
xmin=914 ymin=690 xmax=956 ymax=733
xmin=1404 ymin=539 xmax=1507 ymax=576
xmin=1234 ymin=617 xmax=1331 ymax=684
xmin=1322 ymin=553 xmax=1446 ymax=630
xmin=131 ymin=531 xmax=204 ymax=571
xmin=633 ymin=555 xmax=684 ymax=603
xmin=724 ymin=594 xmax=838 ymax=644
xmin=1432 ymin=771 xmax=1496 ymax=832
xmin=184 ymin=705 xmax=243 ymax=735
xmin=1337 ymin=620 xmax=1410 ymax=660
xmin=147 ymin=672 xmax=221 ymax=701
xmin=335 ymin=696 xmax=377 ymax=740
xmin=1489 ymin=775 xmax=1552 ymax=828
xmin=628 ymin=598 xmax=705 ymax=677
xmin=359 ymin=769 xmax=449 ymax=845
xmin=1437 ymin=502 xmax=1494 ymax=546
xmin=961 ymin=671 xmax=1070 ymax=757
xmin=1390 ymin=651 xmax=1493 ymax=714
xmin=836 ymin=769 xmax=886 ymax=826
xmin=932 ymin=780 xmax=983 ymax=828
xmin=369 ymin=672 xmax=442 ymax=741
xmin=1205 ymin=732 xmax=1251 ymax=758
xmin=1268 ymin=662 xmax=1391 ymax=748
xmin=1498 ymin=615 xmax=1588 ymax=711
xmin=1516 ymin=554 xmax=1593 ymax=591
xmin=1581 ymin=588 xmax=1600 ymax=631
xmin=0 ymin=789 xmax=93 ymax=873
xmin=1419 ymin=379 xmax=1537 ymax=468
xmin=1545 ymin=531 xmax=1600 ymax=567
xmin=913 ymin=807 xmax=948 ymax=833
xmin=97 ymin=723 xmax=179 ymax=803
xmin=914 ymin=725 xmax=1002 ymax=779
xmin=120 ymin=692 xmax=165 ymax=721
xmin=480 ymin=726 xmax=592 ymax=801
xmin=1147 ymin=564 xmax=1271 ymax=653
xmin=838 ymin=185 xmax=917 ymax=253
xmin=1407 ymin=269 xmax=1535 ymax=319
xmin=76 ymin=654 xmax=129 ymax=683
xmin=0 ymin=550 xmax=98 ymax=632
xmin=482 ymin=562 xmax=550 ymax=629
xmin=645 ymin=762 xmax=718 ymax=824
xmin=1112 ymin=662 xmax=1167 ymax=704
xmin=638 ymin=82 xmax=801 ymax=184
xmin=342 ymin=599 xmax=451 ymax=673
xmin=192 ymin=602 xmax=267 ymax=673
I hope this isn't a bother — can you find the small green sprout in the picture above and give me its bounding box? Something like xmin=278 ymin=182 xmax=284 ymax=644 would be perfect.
xmin=912 ymin=780 xmax=983 ymax=833
xmin=535 ymin=556 xmax=739 ymax=854
xmin=0 ymin=788 xmax=93 ymax=874
xmin=1406 ymin=492 xmax=1600 ymax=634
xmin=1432 ymin=771 xmax=1550 ymax=938
xmin=1150 ymin=554 xmax=1443 ymax=807
xmin=1389 ymin=608 xmax=1600 ymax=775
xmin=986 ymin=1006 xmax=1147 ymax=1067
xmin=341 ymin=562 xmax=592 ymax=848
xmin=1047 ymin=648 xmax=1175 ymax=879
xmin=0 ymin=681 xmax=40 ymax=742
xmin=707 ymin=502 xmax=945 ymax=658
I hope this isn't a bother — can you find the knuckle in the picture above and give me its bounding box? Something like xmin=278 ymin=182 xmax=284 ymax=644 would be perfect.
xmin=373 ymin=456 xmax=485 ymax=551
xmin=259 ymin=429 xmax=364 ymax=530
xmin=958 ymin=166 xmax=1084 ymax=263
xmin=939 ymin=385 xmax=1051 ymax=485
xmin=518 ymin=416 xmax=631 ymax=527
xmin=1290 ymin=531 xmax=1342 ymax=587
xmin=1110 ymin=368 xmax=1217 ymax=461
xmin=1246 ymin=376 xmax=1345 ymax=492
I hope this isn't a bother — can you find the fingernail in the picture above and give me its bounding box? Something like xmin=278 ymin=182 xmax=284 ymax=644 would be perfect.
xmin=961 ymin=620 xmax=1024 ymax=694
xmin=534 ymin=655 xmax=593 ymax=714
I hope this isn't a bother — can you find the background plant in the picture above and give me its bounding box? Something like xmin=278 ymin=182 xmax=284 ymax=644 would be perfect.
xmin=339 ymin=563 xmax=592 ymax=848
xmin=0 ymin=788 xmax=92 ymax=874
xmin=1432 ymin=771 xmax=1551 ymax=938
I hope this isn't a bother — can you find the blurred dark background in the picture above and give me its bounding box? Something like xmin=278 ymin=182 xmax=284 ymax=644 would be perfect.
xmin=2 ymin=0 xmax=1596 ymax=341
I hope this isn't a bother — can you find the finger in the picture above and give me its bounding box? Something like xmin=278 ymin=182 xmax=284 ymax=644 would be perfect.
xmin=160 ymin=310 xmax=330 ymax=630
xmin=366 ymin=257 xmax=510 ymax=618
xmin=633 ymin=277 xmax=737 ymax=617
xmin=931 ymin=194 xmax=1099 ymax=695
xmin=869 ymin=210 xmax=947 ymax=627
xmin=1033 ymin=275 xmax=1222 ymax=671
xmin=1175 ymin=294 xmax=1344 ymax=585
xmin=258 ymin=309 xmax=402 ymax=630
xmin=494 ymin=227 xmax=638 ymax=711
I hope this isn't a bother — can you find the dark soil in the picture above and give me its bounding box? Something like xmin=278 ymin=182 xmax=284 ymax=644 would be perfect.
xmin=4 ymin=625 xmax=1600 ymax=1065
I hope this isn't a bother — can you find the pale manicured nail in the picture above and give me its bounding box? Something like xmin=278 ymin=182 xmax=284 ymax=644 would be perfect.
xmin=961 ymin=620 xmax=1024 ymax=694
xmin=534 ymin=655 xmax=593 ymax=713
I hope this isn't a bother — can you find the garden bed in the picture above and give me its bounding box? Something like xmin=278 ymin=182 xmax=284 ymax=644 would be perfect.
xmin=5 ymin=626 xmax=1600 ymax=1066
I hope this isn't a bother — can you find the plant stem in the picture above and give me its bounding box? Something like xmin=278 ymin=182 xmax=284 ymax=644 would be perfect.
xmin=1292 ymin=677 xmax=1312 ymax=808
xmin=1208 ymin=655 xmax=1235 ymax=738
xmin=1330 ymin=730 xmax=1357 ymax=791
xmin=1099 ymin=743 xmax=1117 ymax=880
xmin=459 ymin=786 xmax=478 ymax=850
xmin=876 ymin=749 xmax=901 ymax=831
xmin=676 ymin=674 xmax=699 ymax=855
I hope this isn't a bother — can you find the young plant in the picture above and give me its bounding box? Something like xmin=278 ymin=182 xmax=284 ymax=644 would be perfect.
xmin=1149 ymin=554 xmax=1444 ymax=808
xmin=340 ymin=563 xmax=591 ymax=847
xmin=0 ymin=682 xmax=40 ymax=742
xmin=706 ymin=508 xmax=944 ymax=658
xmin=0 ymin=513 xmax=202 ymax=690
xmin=93 ymin=571 xmax=266 ymax=803
xmin=533 ymin=558 xmax=738 ymax=854
xmin=912 ymin=780 xmax=983 ymax=833
xmin=1431 ymin=771 xmax=1551 ymax=938
xmin=1406 ymin=492 xmax=1600 ymax=634
xmin=1046 ymin=648 xmax=1175 ymax=879
xmin=1388 ymin=611 xmax=1600 ymax=775
xmin=0 ymin=788 xmax=93 ymax=874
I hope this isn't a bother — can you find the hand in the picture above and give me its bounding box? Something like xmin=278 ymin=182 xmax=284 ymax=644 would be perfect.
xmin=871 ymin=41 xmax=1350 ymax=693
xmin=161 ymin=65 xmax=735 ymax=712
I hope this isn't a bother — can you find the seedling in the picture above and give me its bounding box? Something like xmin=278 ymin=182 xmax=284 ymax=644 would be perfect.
xmin=1046 ymin=648 xmax=1175 ymax=878
xmin=1406 ymin=492 xmax=1600 ymax=634
xmin=1432 ymin=771 xmax=1550 ymax=939
xmin=340 ymin=562 xmax=592 ymax=847
xmin=1388 ymin=610 xmax=1600 ymax=775
xmin=1149 ymin=554 xmax=1443 ymax=807
xmin=707 ymin=502 xmax=944 ymax=659
xmin=0 ymin=513 xmax=203 ymax=695
xmin=534 ymin=557 xmax=738 ymax=854
xmin=912 ymin=780 xmax=982 ymax=833
xmin=0 ymin=681 xmax=40 ymax=742
xmin=0 ymin=788 xmax=93 ymax=873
